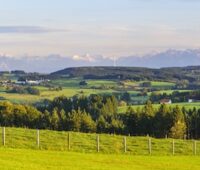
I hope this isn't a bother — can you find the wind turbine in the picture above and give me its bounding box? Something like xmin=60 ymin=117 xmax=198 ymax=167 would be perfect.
xmin=113 ymin=56 xmax=117 ymax=67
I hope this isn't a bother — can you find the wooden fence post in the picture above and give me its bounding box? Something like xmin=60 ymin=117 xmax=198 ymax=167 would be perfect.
xmin=172 ymin=139 xmax=175 ymax=155
xmin=2 ymin=127 xmax=5 ymax=146
xmin=97 ymin=135 xmax=100 ymax=152
xmin=124 ymin=137 xmax=127 ymax=153
xmin=193 ymin=140 xmax=197 ymax=155
xmin=68 ymin=133 xmax=70 ymax=151
xmin=37 ymin=129 xmax=40 ymax=148
xmin=148 ymin=138 xmax=152 ymax=155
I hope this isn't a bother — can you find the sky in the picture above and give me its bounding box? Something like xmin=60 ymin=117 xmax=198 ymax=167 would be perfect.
xmin=1 ymin=0 xmax=200 ymax=59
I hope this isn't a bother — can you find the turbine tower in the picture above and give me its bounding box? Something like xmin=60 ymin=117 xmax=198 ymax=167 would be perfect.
xmin=113 ymin=56 xmax=117 ymax=67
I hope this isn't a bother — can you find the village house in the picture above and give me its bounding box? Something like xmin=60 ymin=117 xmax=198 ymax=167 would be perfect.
xmin=160 ymin=99 xmax=172 ymax=104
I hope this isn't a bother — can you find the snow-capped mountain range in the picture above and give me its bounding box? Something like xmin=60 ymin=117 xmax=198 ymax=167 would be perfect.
xmin=1 ymin=49 xmax=200 ymax=73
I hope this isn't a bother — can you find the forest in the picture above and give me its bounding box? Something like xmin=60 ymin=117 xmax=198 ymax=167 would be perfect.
xmin=0 ymin=94 xmax=199 ymax=139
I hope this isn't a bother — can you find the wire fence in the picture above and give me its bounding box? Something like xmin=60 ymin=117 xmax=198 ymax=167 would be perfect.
xmin=0 ymin=127 xmax=200 ymax=155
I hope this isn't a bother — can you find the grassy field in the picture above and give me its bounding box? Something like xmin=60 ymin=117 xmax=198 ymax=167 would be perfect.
xmin=150 ymin=81 xmax=175 ymax=88
xmin=148 ymin=89 xmax=193 ymax=95
xmin=123 ymin=81 xmax=175 ymax=88
xmin=0 ymin=79 xmax=138 ymax=103
xmin=0 ymin=78 xmax=194 ymax=105
xmin=1 ymin=127 xmax=200 ymax=156
xmin=0 ymin=79 xmax=118 ymax=103
xmin=118 ymin=102 xmax=200 ymax=113
xmin=0 ymin=79 xmax=119 ymax=103
xmin=1 ymin=127 xmax=200 ymax=170
xmin=87 ymin=80 xmax=117 ymax=87
xmin=0 ymin=148 xmax=200 ymax=170
xmin=51 ymin=78 xmax=118 ymax=88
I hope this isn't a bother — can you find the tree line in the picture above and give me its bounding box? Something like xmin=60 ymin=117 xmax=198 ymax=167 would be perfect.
xmin=150 ymin=90 xmax=200 ymax=103
xmin=7 ymin=86 xmax=40 ymax=95
xmin=0 ymin=95 xmax=200 ymax=139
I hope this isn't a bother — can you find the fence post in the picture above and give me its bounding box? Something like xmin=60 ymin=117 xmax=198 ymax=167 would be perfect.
xmin=68 ymin=133 xmax=70 ymax=151
xmin=2 ymin=127 xmax=5 ymax=146
xmin=172 ymin=139 xmax=175 ymax=155
xmin=97 ymin=135 xmax=100 ymax=152
xmin=124 ymin=137 xmax=127 ymax=153
xmin=37 ymin=129 xmax=40 ymax=148
xmin=148 ymin=138 xmax=152 ymax=155
xmin=193 ymin=140 xmax=197 ymax=155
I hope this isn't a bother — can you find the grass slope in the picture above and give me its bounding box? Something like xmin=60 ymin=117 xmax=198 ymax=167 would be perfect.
xmin=0 ymin=148 xmax=200 ymax=170
xmin=1 ymin=127 xmax=200 ymax=156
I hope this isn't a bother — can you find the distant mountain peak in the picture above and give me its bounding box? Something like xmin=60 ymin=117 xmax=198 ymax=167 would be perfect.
xmin=1 ymin=49 xmax=200 ymax=73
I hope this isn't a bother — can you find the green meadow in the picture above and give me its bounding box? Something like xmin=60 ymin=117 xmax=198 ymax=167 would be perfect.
xmin=148 ymin=89 xmax=193 ymax=95
xmin=0 ymin=79 xmax=119 ymax=103
xmin=1 ymin=127 xmax=200 ymax=156
xmin=123 ymin=80 xmax=175 ymax=88
xmin=0 ymin=127 xmax=200 ymax=170
xmin=0 ymin=148 xmax=200 ymax=170
xmin=0 ymin=79 xmax=181 ymax=104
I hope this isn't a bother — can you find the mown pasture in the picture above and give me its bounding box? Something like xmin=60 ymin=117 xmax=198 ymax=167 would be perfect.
xmin=0 ymin=148 xmax=200 ymax=170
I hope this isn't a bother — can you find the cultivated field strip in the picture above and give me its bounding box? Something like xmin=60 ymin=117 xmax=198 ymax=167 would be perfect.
xmin=0 ymin=127 xmax=200 ymax=155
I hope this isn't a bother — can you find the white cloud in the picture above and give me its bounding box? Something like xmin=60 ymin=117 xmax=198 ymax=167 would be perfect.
xmin=72 ymin=53 xmax=96 ymax=62
xmin=0 ymin=26 xmax=67 ymax=34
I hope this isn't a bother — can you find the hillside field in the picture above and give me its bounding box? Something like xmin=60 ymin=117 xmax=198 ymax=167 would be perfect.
xmin=1 ymin=127 xmax=200 ymax=156
xmin=0 ymin=78 xmax=184 ymax=104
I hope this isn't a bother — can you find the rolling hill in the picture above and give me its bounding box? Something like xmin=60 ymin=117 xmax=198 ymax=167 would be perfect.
xmin=51 ymin=66 xmax=200 ymax=82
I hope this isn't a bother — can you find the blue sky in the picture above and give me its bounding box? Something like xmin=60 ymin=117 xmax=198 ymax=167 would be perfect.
xmin=0 ymin=0 xmax=200 ymax=58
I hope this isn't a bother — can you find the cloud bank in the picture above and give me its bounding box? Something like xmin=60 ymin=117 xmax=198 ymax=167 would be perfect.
xmin=0 ymin=26 xmax=66 ymax=34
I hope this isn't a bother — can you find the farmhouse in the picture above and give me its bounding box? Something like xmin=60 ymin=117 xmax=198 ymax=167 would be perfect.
xmin=26 ymin=80 xmax=41 ymax=85
xmin=160 ymin=99 xmax=172 ymax=104
xmin=16 ymin=79 xmax=50 ymax=85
